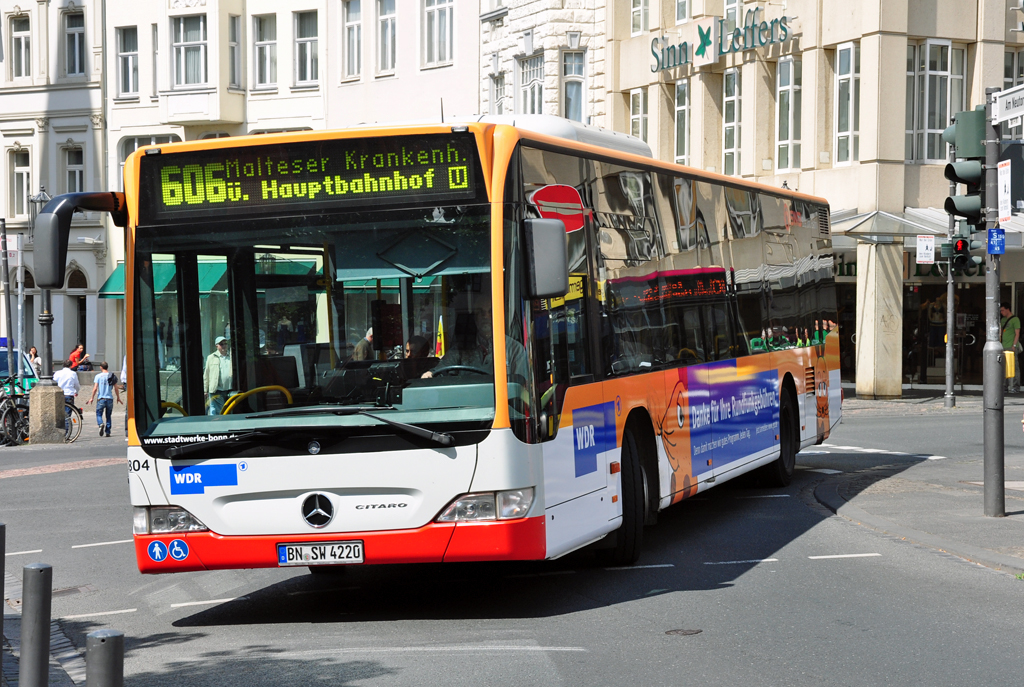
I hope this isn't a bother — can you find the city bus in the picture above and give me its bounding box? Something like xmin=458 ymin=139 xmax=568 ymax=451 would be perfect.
xmin=33 ymin=115 xmax=840 ymax=573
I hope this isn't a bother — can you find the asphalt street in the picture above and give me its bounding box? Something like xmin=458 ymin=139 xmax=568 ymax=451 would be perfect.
xmin=4 ymin=401 xmax=1024 ymax=686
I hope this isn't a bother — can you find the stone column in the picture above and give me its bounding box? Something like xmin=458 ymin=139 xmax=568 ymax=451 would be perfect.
xmin=35 ymin=118 xmax=49 ymax=194
xmin=855 ymin=241 xmax=904 ymax=399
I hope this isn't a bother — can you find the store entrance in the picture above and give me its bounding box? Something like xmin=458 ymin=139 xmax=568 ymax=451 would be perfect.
xmin=836 ymin=283 xmax=856 ymax=383
xmin=903 ymin=282 xmax=1008 ymax=386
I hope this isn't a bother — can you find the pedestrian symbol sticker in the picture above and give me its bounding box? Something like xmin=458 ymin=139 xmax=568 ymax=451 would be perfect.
xmin=148 ymin=541 xmax=167 ymax=562
xmin=169 ymin=539 xmax=189 ymax=561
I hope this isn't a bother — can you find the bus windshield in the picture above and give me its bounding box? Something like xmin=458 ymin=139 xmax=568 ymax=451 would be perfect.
xmin=133 ymin=203 xmax=495 ymax=441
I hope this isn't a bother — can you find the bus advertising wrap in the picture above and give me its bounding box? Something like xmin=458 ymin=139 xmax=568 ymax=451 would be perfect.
xmin=137 ymin=133 xmax=481 ymax=224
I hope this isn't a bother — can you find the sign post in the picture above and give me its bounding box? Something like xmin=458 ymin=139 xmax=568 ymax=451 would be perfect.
xmin=983 ymin=87 xmax=1005 ymax=518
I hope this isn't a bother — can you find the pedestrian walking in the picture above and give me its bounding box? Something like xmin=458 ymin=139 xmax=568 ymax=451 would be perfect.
xmin=1001 ymin=302 xmax=1020 ymax=394
xmin=85 ymin=361 xmax=122 ymax=437
xmin=204 ymin=336 xmax=233 ymax=415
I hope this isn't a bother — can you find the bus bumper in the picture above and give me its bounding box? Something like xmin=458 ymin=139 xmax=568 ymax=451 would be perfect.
xmin=134 ymin=516 xmax=546 ymax=573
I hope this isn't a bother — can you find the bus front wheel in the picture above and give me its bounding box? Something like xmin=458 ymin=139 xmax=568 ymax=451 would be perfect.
xmin=761 ymin=386 xmax=797 ymax=487
xmin=602 ymin=429 xmax=645 ymax=566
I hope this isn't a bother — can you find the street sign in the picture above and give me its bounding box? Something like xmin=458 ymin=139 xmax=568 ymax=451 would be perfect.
xmin=995 ymin=83 xmax=1024 ymax=124
xmin=916 ymin=235 xmax=935 ymax=264
xmin=989 ymin=227 xmax=1006 ymax=255
xmin=1 ymin=233 xmax=20 ymax=267
xmin=999 ymin=159 xmax=1012 ymax=225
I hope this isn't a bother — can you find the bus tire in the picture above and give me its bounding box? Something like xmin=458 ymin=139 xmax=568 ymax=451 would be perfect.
xmin=761 ymin=386 xmax=797 ymax=487
xmin=602 ymin=429 xmax=645 ymax=566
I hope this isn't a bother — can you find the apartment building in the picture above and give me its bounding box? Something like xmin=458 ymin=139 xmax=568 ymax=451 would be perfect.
xmin=481 ymin=0 xmax=1024 ymax=397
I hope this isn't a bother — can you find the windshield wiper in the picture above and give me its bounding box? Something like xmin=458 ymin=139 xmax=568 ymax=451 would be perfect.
xmin=164 ymin=430 xmax=272 ymax=460
xmin=244 ymin=405 xmax=455 ymax=447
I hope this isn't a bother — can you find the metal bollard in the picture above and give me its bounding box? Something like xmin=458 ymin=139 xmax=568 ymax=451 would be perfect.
xmin=86 ymin=630 xmax=124 ymax=687
xmin=20 ymin=562 xmax=52 ymax=687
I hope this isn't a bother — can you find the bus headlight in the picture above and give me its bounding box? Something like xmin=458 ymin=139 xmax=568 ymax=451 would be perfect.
xmin=436 ymin=488 xmax=535 ymax=522
xmin=134 ymin=506 xmax=208 ymax=534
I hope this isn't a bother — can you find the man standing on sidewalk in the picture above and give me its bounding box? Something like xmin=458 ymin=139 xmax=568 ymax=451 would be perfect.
xmin=52 ymin=360 xmax=80 ymax=428
xmin=86 ymin=361 xmax=123 ymax=437
xmin=1001 ymin=303 xmax=1021 ymax=394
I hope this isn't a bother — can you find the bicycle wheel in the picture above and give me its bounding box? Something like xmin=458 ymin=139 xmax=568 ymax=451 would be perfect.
xmin=12 ymin=402 xmax=29 ymax=443
xmin=0 ymin=405 xmax=16 ymax=446
xmin=65 ymin=404 xmax=83 ymax=443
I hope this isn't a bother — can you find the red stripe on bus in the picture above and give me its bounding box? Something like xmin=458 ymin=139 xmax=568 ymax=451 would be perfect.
xmin=442 ymin=517 xmax=546 ymax=562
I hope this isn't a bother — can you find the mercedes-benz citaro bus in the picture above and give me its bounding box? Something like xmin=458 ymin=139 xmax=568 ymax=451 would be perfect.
xmin=32 ymin=115 xmax=841 ymax=574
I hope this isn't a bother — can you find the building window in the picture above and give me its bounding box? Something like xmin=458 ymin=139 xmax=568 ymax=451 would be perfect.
xmin=675 ymin=79 xmax=689 ymax=165
xmin=228 ymin=16 xmax=241 ymax=88
xmin=117 ymin=27 xmax=139 ymax=95
xmin=723 ymin=69 xmax=741 ymax=175
xmin=65 ymin=12 xmax=85 ymax=76
xmin=519 ymin=54 xmax=543 ymax=114
xmin=629 ymin=87 xmax=648 ymax=142
xmin=835 ymin=42 xmax=860 ymax=164
xmin=65 ymin=148 xmax=84 ymax=193
xmin=295 ymin=11 xmax=318 ymax=84
xmin=152 ymin=24 xmax=159 ymax=96
xmin=254 ymin=15 xmax=277 ymax=87
xmin=11 ymin=17 xmax=30 ymax=79
xmin=172 ymin=15 xmax=207 ymax=86
xmin=378 ymin=0 xmax=396 ymax=73
xmin=905 ymin=41 xmax=964 ymax=163
xmin=562 ymin=51 xmax=585 ymax=122
xmin=491 ymin=72 xmax=506 ymax=114
xmin=724 ymin=0 xmax=738 ymax=34
xmin=776 ymin=57 xmax=801 ymax=171
xmin=11 ymin=151 xmax=30 ymax=218
xmin=630 ymin=0 xmax=648 ymax=36
xmin=676 ymin=0 xmax=688 ymax=23
xmin=119 ymin=135 xmax=181 ymax=190
xmin=424 ymin=0 xmax=453 ymax=67
xmin=343 ymin=1 xmax=362 ymax=78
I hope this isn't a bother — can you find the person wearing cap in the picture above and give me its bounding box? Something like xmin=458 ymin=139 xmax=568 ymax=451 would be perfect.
xmin=204 ymin=336 xmax=233 ymax=415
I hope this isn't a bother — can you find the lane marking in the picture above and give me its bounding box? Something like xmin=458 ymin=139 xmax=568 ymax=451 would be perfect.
xmin=797 ymin=450 xmax=829 ymax=455
xmin=62 ymin=608 xmax=137 ymax=620
xmin=169 ymin=597 xmax=246 ymax=608
xmin=808 ymin=468 xmax=842 ymax=475
xmin=703 ymin=558 xmax=779 ymax=565
xmin=604 ymin=564 xmax=675 ymax=570
xmin=5 ymin=549 xmax=42 ymax=556
xmin=0 ymin=457 xmax=123 ymax=480
xmin=735 ymin=494 xmax=791 ymax=499
xmin=927 ymin=456 xmax=947 ymax=461
xmin=72 ymin=539 xmax=132 ymax=549
xmin=278 ymin=646 xmax=588 ymax=657
xmin=808 ymin=553 xmax=881 ymax=560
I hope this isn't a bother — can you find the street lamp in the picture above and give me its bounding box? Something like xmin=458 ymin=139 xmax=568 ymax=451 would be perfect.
xmin=29 ymin=187 xmax=53 ymax=384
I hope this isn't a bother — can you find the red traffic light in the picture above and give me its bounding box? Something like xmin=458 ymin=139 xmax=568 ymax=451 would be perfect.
xmin=954 ymin=239 xmax=968 ymax=252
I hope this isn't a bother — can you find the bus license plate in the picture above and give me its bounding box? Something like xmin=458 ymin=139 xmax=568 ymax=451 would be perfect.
xmin=277 ymin=541 xmax=364 ymax=566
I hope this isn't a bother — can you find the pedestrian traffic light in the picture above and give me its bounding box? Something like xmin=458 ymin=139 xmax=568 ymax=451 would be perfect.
xmin=952 ymin=235 xmax=982 ymax=270
xmin=943 ymin=107 xmax=987 ymax=230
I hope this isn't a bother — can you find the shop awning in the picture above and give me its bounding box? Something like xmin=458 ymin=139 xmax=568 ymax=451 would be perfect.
xmin=98 ymin=262 xmax=125 ymax=299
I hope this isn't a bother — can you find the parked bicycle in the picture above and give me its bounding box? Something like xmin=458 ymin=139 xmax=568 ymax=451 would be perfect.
xmin=0 ymin=378 xmax=84 ymax=445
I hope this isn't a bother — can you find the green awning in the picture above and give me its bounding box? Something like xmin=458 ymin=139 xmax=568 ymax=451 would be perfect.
xmin=98 ymin=263 xmax=125 ymax=299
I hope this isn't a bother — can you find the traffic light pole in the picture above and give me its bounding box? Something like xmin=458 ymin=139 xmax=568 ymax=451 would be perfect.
xmin=983 ymin=87 xmax=1005 ymax=518
xmin=944 ymin=146 xmax=956 ymax=409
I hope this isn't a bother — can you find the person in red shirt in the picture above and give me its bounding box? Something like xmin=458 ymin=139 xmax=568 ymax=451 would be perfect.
xmin=68 ymin=343 xmax=91 ymax=371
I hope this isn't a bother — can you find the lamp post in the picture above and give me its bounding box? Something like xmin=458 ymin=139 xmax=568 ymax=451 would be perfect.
xmin=28 ymin=188 xmax=51 ymax=384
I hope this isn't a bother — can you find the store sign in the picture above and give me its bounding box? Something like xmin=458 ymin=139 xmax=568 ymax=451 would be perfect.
xmin=916 ymin=235 xmax=935 ymax=264
xmin=651 ymin=8 xmax=792 ymax=73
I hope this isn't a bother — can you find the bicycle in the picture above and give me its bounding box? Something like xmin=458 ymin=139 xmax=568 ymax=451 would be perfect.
xmin=64 ymin=401 xmax=83 ymax=443
xmin=0 ymin=375 xmax=30 ymax=445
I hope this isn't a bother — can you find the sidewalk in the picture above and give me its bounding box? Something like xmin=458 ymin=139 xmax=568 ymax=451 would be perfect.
xmin=815 ymin=391 xmax=1024 ymax=577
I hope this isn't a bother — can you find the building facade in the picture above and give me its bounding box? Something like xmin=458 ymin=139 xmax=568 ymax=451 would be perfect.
xmin=481 ymin=0 xmax=1023 ymax=397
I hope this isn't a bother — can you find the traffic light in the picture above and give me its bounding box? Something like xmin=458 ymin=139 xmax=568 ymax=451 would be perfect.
xmin=951 ymin=221 xmax=982 ymax=270
xmin=943 ymin=107 xmax=986 ymax=226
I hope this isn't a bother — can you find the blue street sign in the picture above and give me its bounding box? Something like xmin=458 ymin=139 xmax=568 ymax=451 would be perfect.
xmin=989 ymin=227 xmax=1006 ymax=255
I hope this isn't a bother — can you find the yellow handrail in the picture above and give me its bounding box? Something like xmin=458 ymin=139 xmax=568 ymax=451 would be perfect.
xmin=221 ymin=385 xmax=293 ymax=414
xmin=160 ymin=401 xmax=188 ymax=417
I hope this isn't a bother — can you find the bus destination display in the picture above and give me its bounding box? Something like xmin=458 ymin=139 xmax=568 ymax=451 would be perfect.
xmin=138 ymin=134 xmax=480 ymax=223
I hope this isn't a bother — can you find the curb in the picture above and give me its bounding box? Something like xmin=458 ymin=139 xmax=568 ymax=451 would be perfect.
xmin=813 ymin=480 xmax=1024 ymax=578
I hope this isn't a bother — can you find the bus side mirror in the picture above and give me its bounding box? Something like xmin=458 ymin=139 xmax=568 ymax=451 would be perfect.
xmin=35 ymin=192 xmax=127 ymax=289
xmin=524 ymin=218 xmax=569 ymax=299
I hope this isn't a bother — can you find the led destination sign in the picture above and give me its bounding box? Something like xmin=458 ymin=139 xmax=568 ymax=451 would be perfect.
xmin=608 ymin=270 xmax=729 ymax=310
xmin=138 ymin=134 xmax=481 ymax=224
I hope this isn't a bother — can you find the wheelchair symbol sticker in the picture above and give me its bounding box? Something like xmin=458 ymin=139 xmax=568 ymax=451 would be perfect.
xmin=168 ymin=539 xmax=189 ymax=561
xmin=148 ymin=541 xmax=167 ymax=562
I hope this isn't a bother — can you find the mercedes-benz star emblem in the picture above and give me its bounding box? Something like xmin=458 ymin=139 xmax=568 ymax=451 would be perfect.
xmin=308 ymin=440 xmax=321 ymax=455
xmin=301 ymin=493 xmax=334 ymax=528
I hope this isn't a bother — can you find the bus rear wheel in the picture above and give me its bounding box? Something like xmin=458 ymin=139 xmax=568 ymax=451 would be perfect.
xmin=761 ymin=386 xmax=797 ymax=487
xmin=601 ymin=429 xmax=645 ymax=566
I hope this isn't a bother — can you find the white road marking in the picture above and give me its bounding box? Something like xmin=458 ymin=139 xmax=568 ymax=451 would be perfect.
xmin=169 ymin=597 xmax=247 ymax=608
xmin=604 ymin=564 xmax=675 ymax=570
xmin=62 ymin=608 xmax=137 ymax=620
xmin=703 ymin=558 xmax=779 ymax=565
xmin=927 ymin=455 xmax=947 ymax=461
xmin=735 ymin=494 xmax=791 ymax=499
xmin=5 ymin=549 xmax=42 ymax=556
xmin=808 ymin=553 xmax=881 ymax=560
xmin=277 ymin=646 xmax=588 ymax=657
xmin=71 ymin=539 xmax=132 ymax=549
xmin=808 ymin=468 xmax=842 ymax=475
xmin=797 ymin=450 xmax=828 ymax=455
